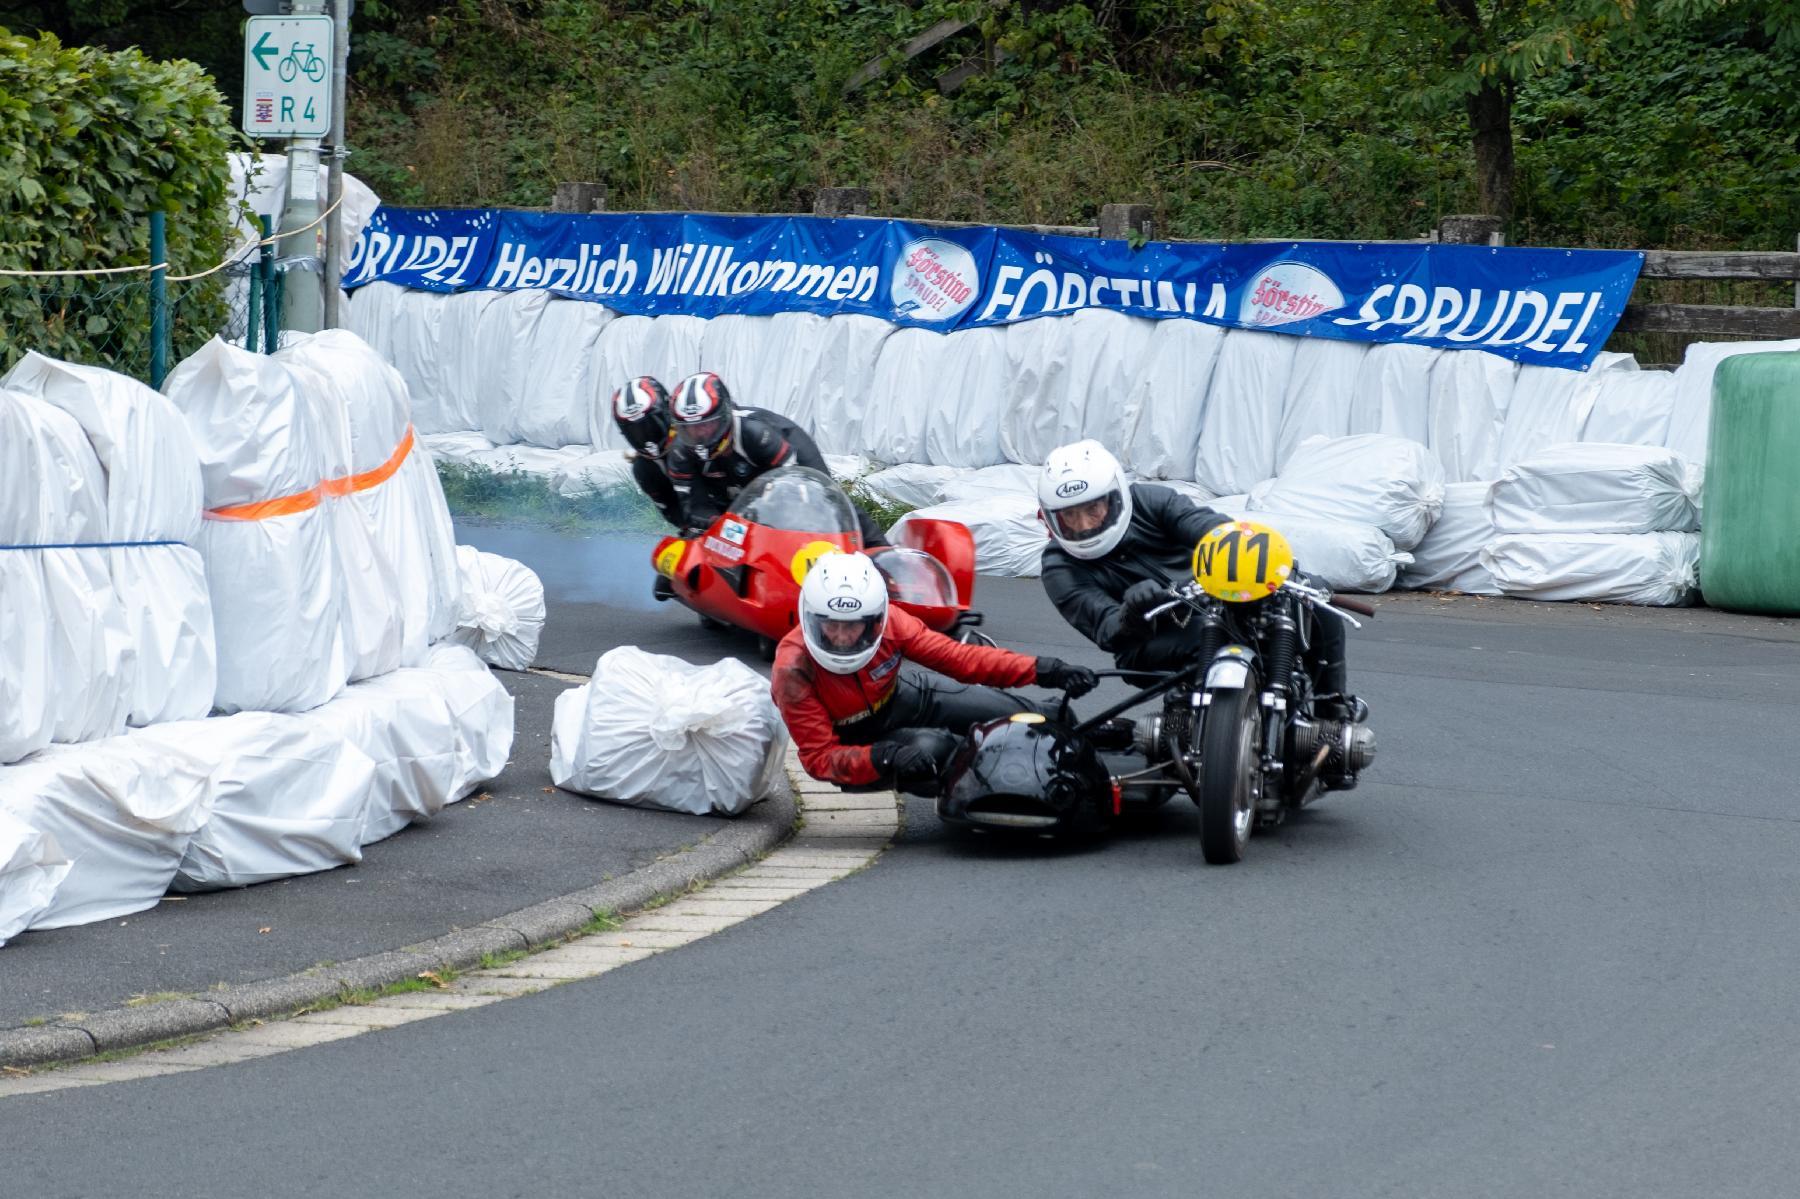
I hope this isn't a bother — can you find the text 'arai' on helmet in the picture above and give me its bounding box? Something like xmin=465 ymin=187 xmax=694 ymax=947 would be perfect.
xmin=798 ymin=551 xmax=890 ymax=674
xmin=1037 ymin=439 xmax=1134 ymax=559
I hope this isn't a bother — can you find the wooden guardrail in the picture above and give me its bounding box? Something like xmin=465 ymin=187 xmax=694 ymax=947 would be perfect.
xmin=1619 ymin=249 xmax=1800 ymax=339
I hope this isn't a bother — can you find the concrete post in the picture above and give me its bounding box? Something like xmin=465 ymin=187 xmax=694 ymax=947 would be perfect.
xmin=1437 ymin=214 xmax=1504 ymax=245
xmin=812 ymin=187 xmax=871 ymax=218
xmin=552 ymin=182 xmax=608 ymax=213
xmin=1100 ymin=203 xmax=1153 ymax=242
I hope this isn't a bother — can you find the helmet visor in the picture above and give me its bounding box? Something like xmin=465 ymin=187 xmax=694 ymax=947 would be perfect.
xmin=676 ymin=413 xmax=730 ymax=450
xmin=1047 ymin=490 xmax=1124 ymax=546
xmin=803 ymin=611 xmax=883 ymax=661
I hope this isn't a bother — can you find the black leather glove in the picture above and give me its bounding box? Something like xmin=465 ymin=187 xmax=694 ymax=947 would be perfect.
xmin=1035 ymin=657 xmax=1098 ymax=698
xmin=871 ymin=742 xmax=939 ymax=788
xmin=1118 ymin=579 xmax=1167 ymax=633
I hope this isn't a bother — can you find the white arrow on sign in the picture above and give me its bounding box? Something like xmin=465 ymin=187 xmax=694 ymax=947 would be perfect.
xmin=242 ymin=15 xmax=333 ymax=139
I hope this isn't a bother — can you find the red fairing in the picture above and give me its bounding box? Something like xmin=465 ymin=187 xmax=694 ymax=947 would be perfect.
xmin=770 ymin=607 xmax=1039 ymax=786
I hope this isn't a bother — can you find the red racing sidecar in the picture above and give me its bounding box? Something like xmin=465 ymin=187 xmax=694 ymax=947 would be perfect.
xmin=650 ymin=467 xmax=995 ymax=656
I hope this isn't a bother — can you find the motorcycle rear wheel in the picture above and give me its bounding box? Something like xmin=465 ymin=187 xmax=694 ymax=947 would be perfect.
xmin=1197 ymin=687 xmax=1259 ymax=864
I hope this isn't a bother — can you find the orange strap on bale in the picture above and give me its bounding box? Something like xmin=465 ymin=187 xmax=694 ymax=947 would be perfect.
xmin=205 ymin=426 xmax=415 ymax=522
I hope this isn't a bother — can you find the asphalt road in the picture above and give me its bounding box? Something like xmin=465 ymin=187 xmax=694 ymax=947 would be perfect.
xmin=9 ymin=570 xmax=1800 ymax=1198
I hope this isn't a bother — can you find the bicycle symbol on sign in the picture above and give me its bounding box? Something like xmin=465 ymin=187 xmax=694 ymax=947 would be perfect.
xmin=277 ymin=42 xmax=326 ymax=84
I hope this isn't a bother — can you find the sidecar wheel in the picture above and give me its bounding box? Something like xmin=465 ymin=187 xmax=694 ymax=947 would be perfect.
xmin=1197 ymin=687 xmax=1259 ymax=865
xmin=698 ymin=614 xmax=729 ymax=630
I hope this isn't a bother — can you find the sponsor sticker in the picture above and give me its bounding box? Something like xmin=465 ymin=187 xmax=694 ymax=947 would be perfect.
xmin=826 ymin=595 xmax=863 ymax=613
xmin=721 ymin=519 xmax=748 ymax=545
xmin=704 ymin=536 xmax=746 ymax=562
xmin=654 ymin=540 xmax=686 ymax=577
xmin=789 ymin=540 xmax=841 ymax=585
xmin=890 ymin=238 xmax=980 ymax=323
xmin=1238 ymin=261 xmax=1345 ymax=328
xmin=1053 ymin=478 xmax=1090 ymax=499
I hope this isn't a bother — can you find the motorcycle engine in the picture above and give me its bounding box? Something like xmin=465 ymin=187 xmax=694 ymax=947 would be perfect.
xmin=1289 ymin=716 xmax=1377 ymax=789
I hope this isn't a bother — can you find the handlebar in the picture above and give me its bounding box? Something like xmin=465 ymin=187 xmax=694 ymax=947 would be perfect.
xmin=1332 ymin=594 xmax=1378 ymax=617
xmin=1142 ymin=578 xmax=1376 ymax=625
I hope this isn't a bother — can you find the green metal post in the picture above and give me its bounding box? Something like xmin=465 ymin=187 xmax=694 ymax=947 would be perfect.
xmin=246 ymin=252 xmax=263 ymax=353
xmin=259 ymin=215 xmax=279 ymax=352
xmin=149 ymin=210 xmax=168 ymax=388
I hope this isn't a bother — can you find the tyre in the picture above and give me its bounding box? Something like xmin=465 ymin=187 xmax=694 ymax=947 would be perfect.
xmin=756 ymin=635 xmax=779 ymax=662
xmin=697 ymin=614 xmax=729 ymax=631
xmin=1196 ymin=686 xmax=1260 ymax=864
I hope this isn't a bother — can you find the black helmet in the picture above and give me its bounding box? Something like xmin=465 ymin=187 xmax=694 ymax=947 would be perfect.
xmin=671 ymin=372 xmax=736 ymax=461
xmin=613 ymin=377 xmax=673 ymax=458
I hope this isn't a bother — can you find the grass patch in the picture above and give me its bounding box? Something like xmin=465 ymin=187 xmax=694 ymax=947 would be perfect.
xmin=477 ymin=947 xmax=531 ymax=971
xmin=124 ymin=991 xmax=195 ymax=1008
xmin=438 ymin=459 xmax=914 ymax=539
xmin=437 ymin=461 xmax=666 ymax=536
xmin=574 ymin=910 xmax=622 ymax=938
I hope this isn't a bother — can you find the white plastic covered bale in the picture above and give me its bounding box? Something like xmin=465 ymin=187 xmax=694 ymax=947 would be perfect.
xmin=856 ymin=463 xmax=961 ymax=509
xmin=551 ymin=647 xmax=785 ymax=816
xmin=1665 ymin=339 xmax=1800 ymax=469
xmin=997 ymin=315 xmax=1073 ymax=466
xmin=3 ymin=355 xmax=216 ymax=727
xmin=432 ymin=290 xmax=507 ymax=434
xmin=416 ymin=642 xmax=515 ymax=799
xmin=803 ymin=314 xmax=896 ymax=457
xmin=421 ymin=430 xmax=498 ymax=467
xmin=0 ymin=810 xmax=69 ymax=945
xmin=278 ymin=337 xmax=407 ymax=681
xmin=1066 ymin=310 xmax=1157 ymax=452
xmin=859 ymin=328 xmax=945 ymax=465
xmin=303 ymin=675 xmax=462 ymax=846
xmin=0 ymin=733 xmax=213 ymax=928
xmin=1276 ymin=338 xmax=1369 ymax=470
xmin=129 ymin=713 xmax=375 ymax=891
xmin=2 ymin=389 xmax=134 ymax=745
xmin=449 ymin=546 xmax=545 ymax=671
xmin=893 ymin=495 xmax=1048 ymax=578
xmin=1487 ymin=443 xmax=1701 ymax=535
xmin=937 ymin=463 xmax=1042 ymax=504
xmin=586 ymin=314 xmax=708 ymax=450
xmin=282 ymin=329 xmax=454 ymax=666
xmin=0 ymin=394 xmax=55 ymax=764
xmin=1581 ymin=369 xmax=1678 ymax=447
xmin=412 ymin=447 xmax=465 ymax=644
xmin=476 ymin=291 xmax=613 ymax=448
xmin=1400 ymin=481 xmax=1499 ymax=595
xmin=1427 ymin=349 xmax=1518 ymax=482
xmin=161 ymin=339 xmax=349 ymax=714
xmin=1346 ymin=343 xmax=1441 ymax=442
xmin=1209 ymin=498 xmax=1409 ymax=594
xmin=359 ymin=284 xmax=462 ymax=433
xmin=466 ymin=442 xmax=593 ymax=476
xmin=1496 ymin=353 xmax=1637 ymax=469
xmin=1481 ymin=532 xmax=1700 ymax=606
xmin=1117 ymin=319 xmax=1225 ymax=480
xmin=924 ymin=327 xmax=1011 ymax=468
xmin=1248 ymin=434 xmax=1445 ymax=551
xmin=700 ymin=314 xmax=784 ymax=414
xmin=1194 ymin=330 xmax=1297 ymax=496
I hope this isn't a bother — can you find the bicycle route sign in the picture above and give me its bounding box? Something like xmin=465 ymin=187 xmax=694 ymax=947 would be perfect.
xmin=242 ymin=14 xmax=333 ymax=139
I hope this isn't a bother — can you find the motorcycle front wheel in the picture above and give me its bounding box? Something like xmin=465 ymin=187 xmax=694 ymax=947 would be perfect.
xmin=1196 ymin=687 xmax=1259 ymax=864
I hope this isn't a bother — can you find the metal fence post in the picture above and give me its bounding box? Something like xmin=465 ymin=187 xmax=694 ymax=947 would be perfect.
xmin=259 ymin=215 xmax=280 ymax=352
xmin=149 ymin=210 xmax=169 ymax=388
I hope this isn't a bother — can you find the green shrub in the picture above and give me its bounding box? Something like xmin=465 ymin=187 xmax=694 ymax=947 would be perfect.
xmin=0 ymin=30 xmax=240 ymax=375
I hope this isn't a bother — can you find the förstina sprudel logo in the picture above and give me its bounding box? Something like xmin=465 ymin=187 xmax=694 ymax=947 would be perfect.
xmin=1237 ymin=261 xmax=1345 ymax=328
xmin=890 ymin=238 xmax=980 ymax=322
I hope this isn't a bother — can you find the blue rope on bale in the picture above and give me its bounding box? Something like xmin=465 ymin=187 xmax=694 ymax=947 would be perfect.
xmin=0 ymin=540 xmax=186 ymax=551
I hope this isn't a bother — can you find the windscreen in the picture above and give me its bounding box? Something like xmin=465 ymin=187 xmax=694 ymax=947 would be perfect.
xmin=872 ymin=547 xmax=958 ymax=607
xmin=726 ymin=466 xmax=859 ymax=534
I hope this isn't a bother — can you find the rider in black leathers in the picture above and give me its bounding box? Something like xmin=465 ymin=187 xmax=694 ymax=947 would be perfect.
xmin=1036 ymin=440 xmax=1355 ymax=711
xmin=665 ymin=372 xmax=888 ymax=546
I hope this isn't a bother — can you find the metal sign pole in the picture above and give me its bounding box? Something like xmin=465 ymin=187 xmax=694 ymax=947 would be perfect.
xmin=257 ymin=1 xmax=331 ymax=334
xmin=322 ymin=0 xmax=350 ymax=328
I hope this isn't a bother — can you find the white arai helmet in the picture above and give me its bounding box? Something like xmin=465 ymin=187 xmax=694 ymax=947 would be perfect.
xmin=798 ymin=551 xmax=890 ymax=674
xmin=1038 ymin=439 xmax=1134 ymax=559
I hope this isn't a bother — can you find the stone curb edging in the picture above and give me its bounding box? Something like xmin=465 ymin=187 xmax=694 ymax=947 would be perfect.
xmin=0 ymin=781 xmax=799 ymax=1071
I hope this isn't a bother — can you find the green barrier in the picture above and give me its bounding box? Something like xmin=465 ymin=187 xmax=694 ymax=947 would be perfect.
xmin=1699 ymin=350 xmax=1800 ymax=614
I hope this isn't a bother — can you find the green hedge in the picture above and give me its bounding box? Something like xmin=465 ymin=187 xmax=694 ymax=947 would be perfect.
xmin=0 ymin=30 xmax=240 ymax=375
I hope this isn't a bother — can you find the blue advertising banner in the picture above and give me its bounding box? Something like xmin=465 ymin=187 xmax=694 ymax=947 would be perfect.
xmin=346 ymin=207 xmax=1643 ymax=370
